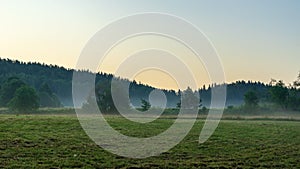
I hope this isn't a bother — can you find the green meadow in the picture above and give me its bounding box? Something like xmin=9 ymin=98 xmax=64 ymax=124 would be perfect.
xmin=0 ymin=112 xmax=299 ymax=168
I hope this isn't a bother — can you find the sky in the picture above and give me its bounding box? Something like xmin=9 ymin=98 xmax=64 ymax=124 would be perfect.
xmin=0 ymin=0 xmax=299 ymax=90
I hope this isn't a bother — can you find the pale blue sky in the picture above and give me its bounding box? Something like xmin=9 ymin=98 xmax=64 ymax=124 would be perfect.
xmin=0 ymin=0 xmax=299 ymax=89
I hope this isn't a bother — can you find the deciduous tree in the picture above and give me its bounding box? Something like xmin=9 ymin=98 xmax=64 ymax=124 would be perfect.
xmin=0 ymin=77 xmax=25 ymax=106
xmin=9 ymin=86 xmax=39 ymax=112
xmin=244 ymin=90 xmax=259 ymax=108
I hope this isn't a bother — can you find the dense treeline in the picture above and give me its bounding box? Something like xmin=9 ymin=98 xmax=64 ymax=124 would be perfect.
xmin=199 ymin=80 xmax=271 ymax=107
xmin=0 ymin=58 xmax=179 ymax=107
xmin=0 ymin=76 xmax=61 ymax=112
xmin=0 ymin=58 xmax=299 ymax=112
xmin=225 ymin=74 xmax=300 ymax=113
xmin=0 ymin=58 xmax=74 ymax=106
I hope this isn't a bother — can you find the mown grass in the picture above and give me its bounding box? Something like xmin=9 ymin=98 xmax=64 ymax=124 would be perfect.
xmin=0 ymin=114 xmax=299 ymax=168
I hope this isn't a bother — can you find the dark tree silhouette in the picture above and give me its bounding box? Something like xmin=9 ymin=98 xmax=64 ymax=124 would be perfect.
xmin=176 ymin=101 xmax=181 ymax=108
xmin=269 ymin=80 xmax=289 ymax=109
xmin=181 ymin=87 xmax=199 ymax=109
xmin=38 ymin=83 xmax=61 ymax=107
xmin=141 ymin=99 xmax=151 ymax=111
xmin=0 ymin=77 xmax=25 ymax=107
xmin=244 ymin=90 xmax=259 ymax=108
xmin=9 ymin=86 xmax=39 ymax=112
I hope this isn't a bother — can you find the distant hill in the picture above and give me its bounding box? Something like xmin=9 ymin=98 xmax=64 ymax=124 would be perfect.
xmin=0 ymin=58 xmax=272 ymax=108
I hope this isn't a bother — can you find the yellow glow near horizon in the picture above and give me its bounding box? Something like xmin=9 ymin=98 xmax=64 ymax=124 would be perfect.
xmin=134 ymin=69 xmax=179 ymax=90
xmin=97 ymin=34 xmax=211 ymax=90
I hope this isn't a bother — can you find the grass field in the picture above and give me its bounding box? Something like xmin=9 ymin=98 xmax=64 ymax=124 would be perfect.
xmin=0 ymin=114 xmax=299 ymax=168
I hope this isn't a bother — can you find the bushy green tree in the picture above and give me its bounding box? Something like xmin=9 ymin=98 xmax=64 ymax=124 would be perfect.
xmin=176 ymin=101 xmax=181 ymax=108
xmin=243 ymin=90 xmax=259 ymax=113
xmin=0 ymin=77 xmax=25 ymax=107
xmin=38 ymin=83 xmax=61 ymax=107
xmin=287 ymin=87 xmax=300 ymax=111
xmin=177 ymin=88 xmax=202 ymax=110
xmin=95 ymin=80 xmax=115 ymax=112
xmin=141 ymin=99 xmax=151 ymax=111
xmin=91 ymin=79 xmax=129 ymax=113
xmin=269 ymin=80 xmax=289 ymax=109
xmin=181 ymin=87 xmax=200 ymax=109
xmin=244 ymin=90 xmax=259 ymax=107
xmin=200 ymin=106 xmax=208 ymax=113
xmin=9 ymin=86 xmax=39 ymax=112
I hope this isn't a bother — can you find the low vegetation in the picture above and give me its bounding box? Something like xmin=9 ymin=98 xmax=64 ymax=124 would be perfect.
xmin=0 ymin=114 xmax=299 ymax=168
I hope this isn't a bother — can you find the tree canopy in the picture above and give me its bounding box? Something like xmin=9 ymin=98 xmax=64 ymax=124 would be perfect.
xmin=141 ymin=99 xmax=151 ymax=111
xmin=9 ymin=85 xmax=39 ymax=112
xmin=244 ymin=90 xmax=259 ymax=108
xmin=38 ymin=83 xmax=61 ymax=107
xmin=0 ymin=77 xmax=25 ymax=106
xmin=269 ymin=80 xmax=289 ymax=109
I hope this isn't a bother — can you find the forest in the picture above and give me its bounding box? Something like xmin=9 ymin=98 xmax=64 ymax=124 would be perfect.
xmin=0 ymin=58 xmax=299 ymax=112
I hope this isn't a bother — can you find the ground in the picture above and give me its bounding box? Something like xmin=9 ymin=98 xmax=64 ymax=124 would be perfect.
xmin=0 ymin=114 xmax=299 ymax=168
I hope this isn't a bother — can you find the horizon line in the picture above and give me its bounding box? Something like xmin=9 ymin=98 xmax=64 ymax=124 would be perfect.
xmin=0 ymin=56 xmax=289 ymax=91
